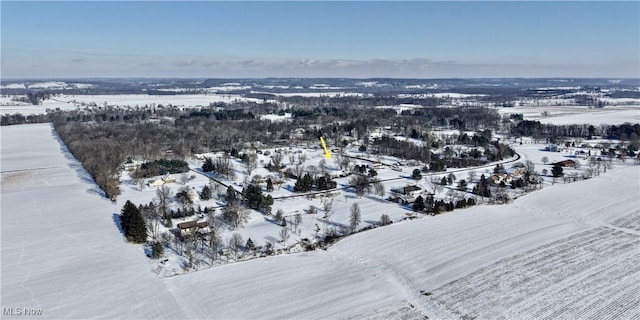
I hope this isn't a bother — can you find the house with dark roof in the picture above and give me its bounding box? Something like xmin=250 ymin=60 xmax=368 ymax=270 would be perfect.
xmin=390 ymin=185 xmax=428 ymax=204
xmin=551 ymin=159 xmax=577 ymax=168
xmin=177 ymin=220 xmax=209 ymax=237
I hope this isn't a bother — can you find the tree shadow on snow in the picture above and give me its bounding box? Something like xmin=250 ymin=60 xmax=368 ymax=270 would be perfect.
xmin=315 ymin=218 xmax=348 ymax=229
xmin=50 ymin=126 xmax=108 ymax=199
xmin=263 ymin=216 xmax=283 ymax=226
xmin=264 ymin=235 xmax=279 ymax=244
xmin=112 ymin=213 xmax=126 ymax=238
xmin=364 ymin=220 xmax=381 ymax=226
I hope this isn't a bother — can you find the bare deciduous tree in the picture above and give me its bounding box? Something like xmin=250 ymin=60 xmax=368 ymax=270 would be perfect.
xmin=350 ymin=203 xmax=361 ymax=233
xmin=180 ymin=173 xmax=189 ymax=185
xmin=294 ymin=164 xmax=304 ymax=179
xmin=244 ymin=152 xmax=258 ymax=175
xmin=271 ymin=152 xmax=283 ymax=171
xmin=319 ymin=159 xmax=327 ymax=175
xmin=136 ymin=177 xmax=145 ymax=191
xmin=321 ymin=197 xmax=334 ymax=216
xmin=298 ymin=152 xmax=307 ymax=164
xmin=374 ymin=180 xmax=385 ymax=199
xmin=294 ymin=214 xmax=303 ymax=233
xmin=380 ymin=214 xmax=392 ymax=226
xmin=227 ymin=232 xmax=244 ymax=260
xmin=155 ymin=185 xmax=172 ymax=226
xmin=222 ymin=205 xmax=250 ymax=229
xmin=288 ymin=153 xmax=295 ymax=165
xmin=279 ymin=227 xmax=289 ymax=246
xmin=307 ymin=165 xmax=318 ymax=180
xmin=524 ymin=160 xmax=536 ymax=174
xmin=467 ymin=170 xmax=477 ymax=184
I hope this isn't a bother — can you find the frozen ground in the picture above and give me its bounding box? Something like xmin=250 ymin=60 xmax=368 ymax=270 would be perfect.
xmin=0 ymin=94 xmax=266 ymax=116
xmin=2 ymin=123 xmax=639 ymax=319
xmin=496 ymin=104 xmax=640 ymax=125
xmin=1 ymin=124 xmax=186 ymax=319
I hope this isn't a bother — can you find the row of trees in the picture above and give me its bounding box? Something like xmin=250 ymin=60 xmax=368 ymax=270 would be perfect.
xmin=293 ymin=173 xmax=337 ymax=192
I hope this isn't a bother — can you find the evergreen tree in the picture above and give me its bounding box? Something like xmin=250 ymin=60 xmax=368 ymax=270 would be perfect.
xmin=199 ymin=184 xmax=212 ymax=200
xmin=151 ymin=241 xmax=164 ymax=258
xmin=202 ymin=157 xmax=215 ymax=172
xmin=552 ymin=164 xmax=564 ymax=177
xmin=473 ymin=176 xmax=491 ymax=198
xmin=266 ymin=178 xmax=274 ymax=192
xmin=246 ymin=238 xmax=255 ymax=250
xmin=243 ymin=184 xmax=263 ymax=209
xmin=274 ymin=209 xmax=284 ymax=225
xmin=294 ymin=173 xmax=314 ymax=192
xmin=226 ymin=186 xmax=238 ymax=205
xmin=316 ymin=176 xmax=329 ymax=190
xmin=457 ymin=179 xmax=468 ymax=191
xmin=412 ymin=168 xmax=422 ymax=180
xmin=413 ymin=195 xmax=425 ymax=212
xmin=120 ymin=200 xmax=147 ymax=243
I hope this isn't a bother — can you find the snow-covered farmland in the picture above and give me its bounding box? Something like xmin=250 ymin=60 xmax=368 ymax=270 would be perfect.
xmin=0 ymin=81 xmax=93 ymax=90
xmin=430 ymin=226 xmax=640 ymax=319
xmin=496 ymin=104 xmax=640 ymax=125
xmin=2 ymin=123 xmax=639 ymax=319
xmin=1 ymin=124 xmax=186 ymax=319
xmin=0 ymin=93 xmax=267 ymax=116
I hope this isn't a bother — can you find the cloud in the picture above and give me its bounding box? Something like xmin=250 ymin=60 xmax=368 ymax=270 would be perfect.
xmin=172 ymin=59 xmax=195 ymax=68
xmin=3 ymin=49 xmax=637 ymax=78
xmin=265 ymin=58 xmax=465 ymax=77
xmin=201 ymin=61 xmax=220 ymax=67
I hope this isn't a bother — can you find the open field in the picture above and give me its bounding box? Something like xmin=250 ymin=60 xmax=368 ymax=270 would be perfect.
xmin=430 ymin=227 xmax=640 ymax=319
xmin=1 ymin=124 xmax=186 ymax=319
xmin=0 ymin=94 xmax=267 ymax=116
xmin=495 ymin=104 xmax=640 ymax=125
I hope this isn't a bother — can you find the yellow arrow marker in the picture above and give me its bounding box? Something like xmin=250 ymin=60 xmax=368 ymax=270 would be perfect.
xmin=320 ymin=136 xmax=332 ymax=160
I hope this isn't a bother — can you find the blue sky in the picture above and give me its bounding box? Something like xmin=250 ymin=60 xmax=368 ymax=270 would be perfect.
xmin=2 ymin=1 xmax=639 ymax=78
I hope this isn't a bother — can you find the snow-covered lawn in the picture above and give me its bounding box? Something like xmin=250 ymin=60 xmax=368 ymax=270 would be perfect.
xmin=2 ymin=123 xmax=639 ymax=319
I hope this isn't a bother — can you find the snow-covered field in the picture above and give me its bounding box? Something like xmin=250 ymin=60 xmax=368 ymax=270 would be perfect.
xmin=2 ymin=123 xmax=639 ymax=319
xmin=0 ymin=94 xmax=267 ymax=116
xmin=1 ymin=124 xmax=186 ymax=319
xmin=496 ymin=104 xmax=640 ymax=125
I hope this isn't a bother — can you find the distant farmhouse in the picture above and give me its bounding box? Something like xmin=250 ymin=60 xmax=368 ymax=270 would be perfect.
xmin=551 ymin=159 xmax=577 ymax=168
xmin=390 ymin=185 xmax=432 ymax=204
xmin=147 ymin=174 xmax=176 ymax=187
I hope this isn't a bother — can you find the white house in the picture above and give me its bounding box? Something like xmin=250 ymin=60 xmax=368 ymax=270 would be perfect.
xmin=147 ymin=174 xmax=176 ymax=187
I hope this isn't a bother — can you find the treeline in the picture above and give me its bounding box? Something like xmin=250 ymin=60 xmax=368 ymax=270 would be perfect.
xmin=373 ymin=136 xmax=432 ymax=162
xmin=279 ymin=95 xmax=442 ymax=109
xmin=55 ymin=122 xmax=126 ymax=200
xmin=134 ymin=159 xmax=189 ymax=178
